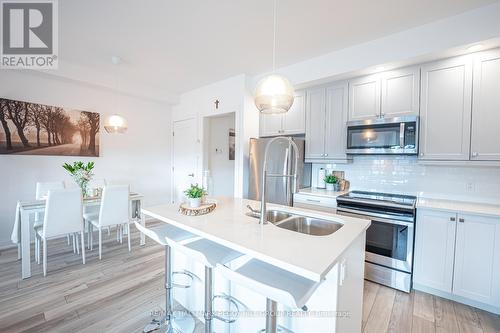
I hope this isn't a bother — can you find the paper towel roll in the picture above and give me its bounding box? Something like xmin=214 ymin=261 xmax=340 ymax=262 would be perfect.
xmin=317 ymin=168 xmax=326 ymax=189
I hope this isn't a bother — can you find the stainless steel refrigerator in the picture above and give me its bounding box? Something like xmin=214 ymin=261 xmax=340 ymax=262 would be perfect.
xmin=248 ymin=137 xmax=311 ymax=206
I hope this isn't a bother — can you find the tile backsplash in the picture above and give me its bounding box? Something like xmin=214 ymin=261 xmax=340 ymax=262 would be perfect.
xmin=312 ymin=156 xmax=500 ymax=204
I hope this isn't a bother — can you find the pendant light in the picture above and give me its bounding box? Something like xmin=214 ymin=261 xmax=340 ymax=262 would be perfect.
xmin=104 ymin=56 xmax=128 ymax=134
xmin=254 ymin=0 xmax=295 ymax=114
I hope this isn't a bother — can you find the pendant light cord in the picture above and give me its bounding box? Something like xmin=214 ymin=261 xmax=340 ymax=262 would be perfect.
xmin=272 ymin=0 xmax=277 ymax=73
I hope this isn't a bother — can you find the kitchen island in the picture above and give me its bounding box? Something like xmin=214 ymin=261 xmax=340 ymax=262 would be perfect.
xmin=142 ymin=197 xmax=370 ymax=333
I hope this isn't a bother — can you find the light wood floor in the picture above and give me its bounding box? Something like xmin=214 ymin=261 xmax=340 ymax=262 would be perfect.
xmin=0 ymin=225 xmax=498 ymax=333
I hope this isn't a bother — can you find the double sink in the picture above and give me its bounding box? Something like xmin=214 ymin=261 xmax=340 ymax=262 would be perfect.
xmin=246 ymin=209 xmax=343 ymax=236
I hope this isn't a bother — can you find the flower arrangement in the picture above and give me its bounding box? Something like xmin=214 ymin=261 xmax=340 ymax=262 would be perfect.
xmin=63 ymin=161 xmax=94 ymax=197
xmin=184 ymin=184 xmax=206 ymax=208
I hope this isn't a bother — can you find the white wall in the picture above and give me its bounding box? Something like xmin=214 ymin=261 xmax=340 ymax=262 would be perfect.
xmin=207 ymin=113 xmax=235 ymax=196
xmin=0 ymin=70 xmax=172 ymax=248
xmin=311 ymin=158 xmax=500 ymax=204
xmin=171 ymin=74 xmax=259 ymax=198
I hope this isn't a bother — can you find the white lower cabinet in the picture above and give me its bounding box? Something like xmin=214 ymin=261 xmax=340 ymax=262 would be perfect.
xmin=453 ymin=213 xmax=500 ymax=306
xmin=414 ymin=208 xmax=500 ymax=311
xmin=414 ymin=209 xmax=456 ymax=292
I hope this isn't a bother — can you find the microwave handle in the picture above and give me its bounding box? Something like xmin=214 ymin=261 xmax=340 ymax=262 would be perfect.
xmin=399 ymin=122 xmax=405 ymax=148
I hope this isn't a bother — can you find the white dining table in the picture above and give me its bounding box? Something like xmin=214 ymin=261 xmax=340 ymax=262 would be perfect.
xmin=11 ymin=193 xmax=146 ymax=279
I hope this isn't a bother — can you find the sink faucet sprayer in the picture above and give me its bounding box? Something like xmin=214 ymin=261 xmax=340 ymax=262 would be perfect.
xmin=259 ymin=137 xmax=299 ymax=225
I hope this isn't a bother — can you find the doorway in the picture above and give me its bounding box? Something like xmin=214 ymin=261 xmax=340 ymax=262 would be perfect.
xmin=172 ymin=118 xmax=198 ymax=203
xmin=203 ymin=113 xmax=236 ymax=197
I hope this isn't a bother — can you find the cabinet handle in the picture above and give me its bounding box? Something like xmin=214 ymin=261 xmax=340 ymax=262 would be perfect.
xmin=324 ymin=153 xmax=328 ymax=156
xmin=188 ymin=173 xmax=195 ymax=177
xmin=306 ymin=199 xmax=321 ymax=203
xmin=459 ymin=218 xmax=465 ymax=223
xmin=472 ymin=152 xmax=478 ymax=157
xmin=450 ymin=217 xmax=456 ymax=222
xmin=380 ymin=113 xmax=385 ymax=118
xmin=420 ymin=153 xmax=424 ymax=157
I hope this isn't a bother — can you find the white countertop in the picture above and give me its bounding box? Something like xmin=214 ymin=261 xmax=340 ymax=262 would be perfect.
xmin=297 ymin=187 xmax=347 ymax=198
xmin=142 ymin=197 xmax=370 ymax=282
xmin=417 ymin=197 xmax=500 ymax=217
xmin=298 ymin=187 xmax=500 ymax=217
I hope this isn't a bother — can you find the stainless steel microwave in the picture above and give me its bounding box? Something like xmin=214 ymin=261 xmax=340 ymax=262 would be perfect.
xmin=346 ymin=116 xmax=419 ymax=155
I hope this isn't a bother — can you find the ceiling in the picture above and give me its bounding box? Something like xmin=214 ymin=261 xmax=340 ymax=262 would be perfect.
xmin=57 ymin=0 xmax=497 ymax=101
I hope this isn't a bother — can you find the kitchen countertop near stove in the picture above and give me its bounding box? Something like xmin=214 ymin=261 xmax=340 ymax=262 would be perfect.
xmin=297 ymin=187 xmax=500 ymax=217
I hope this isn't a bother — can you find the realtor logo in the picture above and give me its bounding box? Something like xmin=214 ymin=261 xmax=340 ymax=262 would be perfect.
xmin=1 ymin=0 xmax=58 ymax=69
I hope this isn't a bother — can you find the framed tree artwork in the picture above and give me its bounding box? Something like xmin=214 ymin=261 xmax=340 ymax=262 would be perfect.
xmin=0 ymin=98 xmax=100 ymax=156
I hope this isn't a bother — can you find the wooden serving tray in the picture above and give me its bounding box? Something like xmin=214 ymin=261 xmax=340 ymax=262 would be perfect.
xmin=179 ymin=201 xmax=216 ymax=216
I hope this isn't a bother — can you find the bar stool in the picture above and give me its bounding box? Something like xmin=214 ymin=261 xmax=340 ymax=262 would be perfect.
xmin=216 ymin=259 xmax=322 ymax=333
xmin=134 ymin=221 xmax=199 ymax=333
xmin=169 ymin=238 xmax=244 ymax=333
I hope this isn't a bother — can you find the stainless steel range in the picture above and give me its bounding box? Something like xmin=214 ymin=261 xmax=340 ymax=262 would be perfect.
xmin=336 ymin=191 xmax=417 ymax=292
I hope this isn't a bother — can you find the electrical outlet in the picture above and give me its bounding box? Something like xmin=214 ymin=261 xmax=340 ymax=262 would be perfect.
xmin=466 ymin=182 xmax=475 ymax=192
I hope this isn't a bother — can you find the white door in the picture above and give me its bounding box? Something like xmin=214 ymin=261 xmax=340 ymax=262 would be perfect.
xmin=260 ymin=113 xmax=283 ymax=137
xmin=419 ymin=56 xmax=473 ymax=160
xmin=348 ymin=75 xmax=381 ymax=121
xmin=414 ymin=209 xmax=457 ymax=293
xmin=324 ymin=82 xmax=349 ymax=160
xmin=172 ymin=118 xmax=198 ymax=203
xmin=471 ymin=49 xmax=500 ymax=161
xmin=305 ymin=87 xmax=326 ymax=160
xmin=453 ymin=213 xmax=500 ymax=306
xmin=282 ymin=90 xmax=306 ymax=135
xmin=380 ymin=66 xmax=420 ymax=118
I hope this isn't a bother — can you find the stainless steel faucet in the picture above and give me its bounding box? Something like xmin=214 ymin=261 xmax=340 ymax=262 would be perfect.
xmin=259 ymin=137 xmax=299 ymax=225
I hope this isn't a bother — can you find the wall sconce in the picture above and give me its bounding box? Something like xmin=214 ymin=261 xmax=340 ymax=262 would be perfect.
xmin=104 ymin=114 xmax=128 ymax=134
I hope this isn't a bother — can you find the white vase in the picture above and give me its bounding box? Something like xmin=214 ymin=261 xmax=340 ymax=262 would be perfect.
xmin=326 ymin=183 xmax=335 ymax=191
xmin=189 ymin=197 xmax=201 ymax=208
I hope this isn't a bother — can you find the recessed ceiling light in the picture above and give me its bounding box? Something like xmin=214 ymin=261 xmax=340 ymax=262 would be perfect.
xmin=467 ymin=44 xmax=484 ymax=52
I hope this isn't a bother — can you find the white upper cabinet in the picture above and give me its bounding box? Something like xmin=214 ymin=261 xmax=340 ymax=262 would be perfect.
xmin=260 ymin=113 xmax=283 ymax=137
xmin=380 ymin=66 xmax=420 ymax=118
xmin=324 ymin=82 xmax=349 ymax=160
xmin=453 ymin=213 xmax=500 ymax=307
xmin=305 ymin=87 xmax=326 ymax=160
xmin=414 ymin=209 xmax=457 ymax=293
xmin=259 ymin=90 xmax=305 ymax=137
xmin=282 ymin=90 xmax=306 ymax=135
xmin=419 ymin=56 xmax=473 ymax=160
xmin=471 ymin=49 xmax=500 ymax=161
xmin=348 ymin=75 xmax=381 ymax=121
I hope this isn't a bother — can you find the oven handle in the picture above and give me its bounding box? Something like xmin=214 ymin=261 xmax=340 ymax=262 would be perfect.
xmin=337 ymin=208 xmax=414 ymax=227
xmin=400 ymin=122 xmax=405 ymax=148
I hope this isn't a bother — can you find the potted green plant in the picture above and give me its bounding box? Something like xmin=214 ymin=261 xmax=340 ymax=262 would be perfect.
xmin=184 ymin=184 xmax=206 ymax=208
xmin=324 ymin=174 xmax=337 ymax=191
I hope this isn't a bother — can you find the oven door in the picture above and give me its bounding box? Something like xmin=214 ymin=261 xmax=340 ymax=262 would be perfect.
xmin=337 ymin=210 xmax=414 ymax=273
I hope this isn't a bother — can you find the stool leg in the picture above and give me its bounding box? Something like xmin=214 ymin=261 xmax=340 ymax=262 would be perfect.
xmin=204 ymin=267 xmax=213 ymax=333
xmin=265 ymin=298 xmax=278 ymax=333
xmin=165 ymin=245 xmax=173 ymax=322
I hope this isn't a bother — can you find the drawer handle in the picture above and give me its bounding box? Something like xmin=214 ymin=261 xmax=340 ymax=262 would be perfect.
xmin=450 ymin=217 xmax=456 ymax=222
xmin=306 ymin=199 xmax=321 ymax=203
xmin=459 ymin=218 xmax=465 ymax=223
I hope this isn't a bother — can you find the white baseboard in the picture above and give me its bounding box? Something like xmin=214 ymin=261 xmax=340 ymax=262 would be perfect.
xmin=0 ymin=240 xmax=17 ymax=251
xmin=413 ymin=283 xmax=500 ymax=315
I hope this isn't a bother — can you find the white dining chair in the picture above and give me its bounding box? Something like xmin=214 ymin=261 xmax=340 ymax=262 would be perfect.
xmin=34 ymin=181 xmax=65 ymax=261
xmin=84 ymin=185 xmax=131 ymax=259
xmin=35 ymin=188 xmax=85 ymax=276
xmin=83 ymin=179 xmax=112 ymax=236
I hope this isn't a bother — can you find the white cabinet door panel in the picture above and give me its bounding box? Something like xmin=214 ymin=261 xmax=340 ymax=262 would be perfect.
xmin=325 ymin=82 xmax=348 ymax=160
xmin=305 ymin=87 xmax=326 ymax=159
xmin=471 ymin=50 xmax=500 ymax=161
xmin=381 ymin=66 xmax=420 ymax=118
xmin=419 ymin=57 xmax=473 ymax=160
xmin=453 ymin=214 xmax=500 ymax=306
xmin=414 ymin=209 xmax=457 ymax=293
xmin=283 ymin=90 xmax=306 ymax=135
xmin=348 ymin=75 xmax=381 ymax=121
xmin=260 ymin=113 xmax=283 ymax=137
